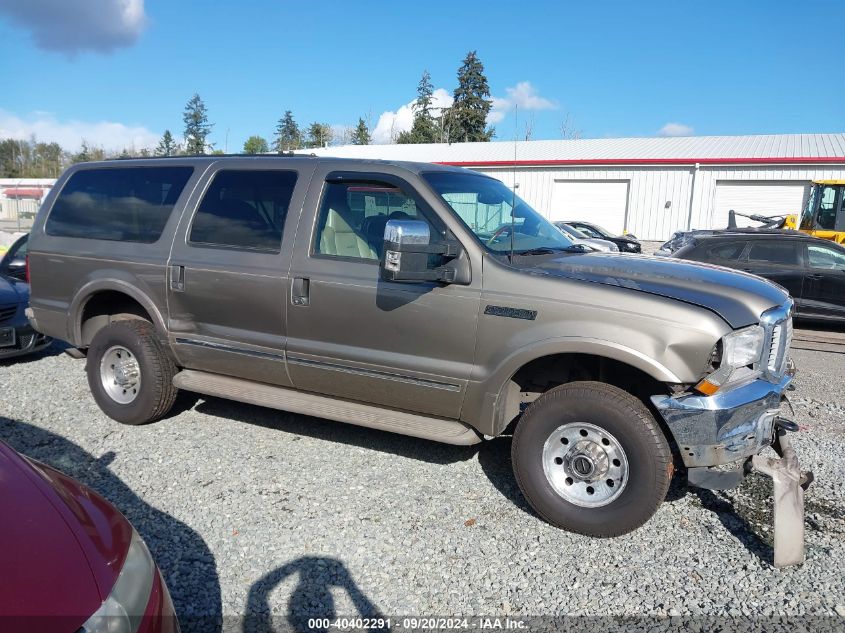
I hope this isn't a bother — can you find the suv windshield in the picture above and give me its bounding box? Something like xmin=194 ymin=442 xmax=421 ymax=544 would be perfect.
xmin=423 ymin=172 xmax=573 ymax=254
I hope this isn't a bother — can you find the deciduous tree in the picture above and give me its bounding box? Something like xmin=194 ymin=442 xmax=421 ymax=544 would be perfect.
xmin=305 ymin=122 xmax=333 ymax=148
xmin=243 ymin=135 xmax=270 ymax=154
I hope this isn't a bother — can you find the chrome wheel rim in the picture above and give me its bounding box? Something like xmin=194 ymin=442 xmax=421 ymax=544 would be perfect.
xmin=100 ymin=346 xmax=141 ymax=404
xmin=542 ymin=422 xmax=629 ymax=507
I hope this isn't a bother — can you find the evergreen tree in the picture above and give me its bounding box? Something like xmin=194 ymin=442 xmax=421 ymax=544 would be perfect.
xmin=243 ymin=135 xmax=270 ymax=154
xmin=305 ymin=122 xmax=333 ymax=148
xmin=183 ymin=94 xmax=212 ymax=155
xmin=73 ymin=141 xmax=92 ymax=163
xmin=274 ymin=111 xmax=301 ymax=152
xmin=450 ymin=51 xmax=493 ymax=142
xmin=351 ymin=117 xmax=371 ymax=145
xmin=156 ymin=130 xmax=177 ymax=156
xmin=398 ymin=70 xmax=439 ymax=144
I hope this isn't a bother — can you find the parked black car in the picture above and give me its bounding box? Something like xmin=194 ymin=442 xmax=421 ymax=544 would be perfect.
xmin=670 ymin=232 xmax=845 ymax=322
xmin=564 ymin=221 xmax=641 ymax=252
xmin=657 ymin=227 xmax=793 ymax=256
xmin=0 ymin=234 xmax=52 ymax=359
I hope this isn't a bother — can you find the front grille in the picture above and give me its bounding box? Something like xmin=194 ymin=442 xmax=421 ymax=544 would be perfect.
xmin=761 ymin=306 xmax=792 ymax=380
xmin=0 ymin=304 xmax=17 ymax=324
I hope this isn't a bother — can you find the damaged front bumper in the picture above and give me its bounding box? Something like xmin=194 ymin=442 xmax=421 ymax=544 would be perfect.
xmin=651 ymin=365 xmax=813 ymax=567
xmin=651 ymin=371 xmax=794 ymax=470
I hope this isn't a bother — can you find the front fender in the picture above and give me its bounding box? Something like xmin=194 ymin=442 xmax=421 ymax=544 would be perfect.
xmin=462 ymin=336 xmax=684 ymax=436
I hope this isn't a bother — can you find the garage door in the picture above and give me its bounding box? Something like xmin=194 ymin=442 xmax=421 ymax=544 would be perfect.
xmin=713 ymin=182 xmax=808 ymax=229
xmin=550 ymin=181 xmax=629 ymax=235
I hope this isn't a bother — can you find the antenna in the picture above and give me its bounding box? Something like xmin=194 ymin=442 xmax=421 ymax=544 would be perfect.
xmin=509 ymin=105 xmax=518 ymax=262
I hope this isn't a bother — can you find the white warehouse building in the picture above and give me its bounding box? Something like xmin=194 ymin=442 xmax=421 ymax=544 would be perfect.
xmin=304 ymin=133 xmax=845 ymax=241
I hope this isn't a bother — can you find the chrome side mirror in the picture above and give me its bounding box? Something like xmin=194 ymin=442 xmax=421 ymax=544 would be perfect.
xmin=380 ymin=219 xmax=468 ymax=284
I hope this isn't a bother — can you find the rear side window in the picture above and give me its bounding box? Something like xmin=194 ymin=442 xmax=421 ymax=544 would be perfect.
xmin=747 ymin=240 xmax=799 ymax=265
xmin=706 ymin=242 xmax=745 ymax=260
xmin=47 ymin=167 xmax=193 ymax=242
xmin=189 ymin=170 xmax=297 ymax=252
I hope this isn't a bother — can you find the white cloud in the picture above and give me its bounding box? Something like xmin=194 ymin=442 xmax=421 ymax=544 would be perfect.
xmin=504 ymin=82 xmax=557 ymax=111
xmin=0 ymin=0 xmax=147 ymax=54
xmin=372 ymin=88 xmax=452 ymax=144
xmin=658 ymin=122 xmax=694 ymax=137
xmin=0 ymin=109 xmax=159 ymax=152
xmin=488 ymin=81 xmax=556 ymax=127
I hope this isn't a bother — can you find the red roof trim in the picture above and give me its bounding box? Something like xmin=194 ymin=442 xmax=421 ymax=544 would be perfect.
xmin=436 ymin=156 xmax=845 ymax=167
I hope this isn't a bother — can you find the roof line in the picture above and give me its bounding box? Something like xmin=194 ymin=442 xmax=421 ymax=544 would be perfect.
xmin=436 ymin=157 xmax=845 ymax=167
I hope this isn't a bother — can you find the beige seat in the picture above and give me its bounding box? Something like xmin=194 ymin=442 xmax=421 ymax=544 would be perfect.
xmin=320 ymin=208 xmax=377 ymax=259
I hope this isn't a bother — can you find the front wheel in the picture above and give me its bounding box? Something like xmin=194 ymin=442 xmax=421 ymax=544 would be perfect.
xmin=86 ymin=319 xmax=178 ymax=425
xmin=511 ymin=381 xmax=671 ymax=536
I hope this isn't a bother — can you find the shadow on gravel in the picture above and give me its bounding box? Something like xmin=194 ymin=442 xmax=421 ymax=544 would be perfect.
xmin=242 ymin=556 xmax=387 ymax=633
xmin=193 ymin=396 xmax=480 ymax=466
xmin=692 ymin=487 xmax=774 ymax=566
xmin=476 ymin=435 xmax=534 ymax=516
xmin=0 ymin=418 xmax=223 ymax=633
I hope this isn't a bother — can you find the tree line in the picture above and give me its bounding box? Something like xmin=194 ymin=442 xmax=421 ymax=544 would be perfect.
xmin=0 ymin=50 xmax=497 ymax=177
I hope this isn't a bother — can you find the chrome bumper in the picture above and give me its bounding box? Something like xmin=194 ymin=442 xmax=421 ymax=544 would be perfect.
xmin=652 ymin=364 xmax=812 ymax=568
xmin=651 ymin=371 xmax=793 ymax=469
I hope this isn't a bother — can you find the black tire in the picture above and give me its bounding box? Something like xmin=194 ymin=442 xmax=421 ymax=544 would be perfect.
xmin=511 ymin=381 xmax=671 ymax=537
xmin=86 ymin=319 xmax=178 ymax=425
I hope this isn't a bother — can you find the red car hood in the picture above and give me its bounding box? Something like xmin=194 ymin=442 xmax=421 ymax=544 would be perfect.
xmin=0 ymin=441 xmax=132 ymax=629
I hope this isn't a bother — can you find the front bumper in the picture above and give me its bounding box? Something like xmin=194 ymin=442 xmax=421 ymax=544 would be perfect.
xmin=651 ymin=370 xmax=793 ymax=469
xmin=0 ymin=325 xmax=51 ymax=360
xmin=652 ymin=364 xmax=813 ymax=567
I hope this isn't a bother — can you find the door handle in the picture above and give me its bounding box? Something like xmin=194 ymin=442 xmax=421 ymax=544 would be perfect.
xmin=169 ymin=265 xmax=185 ymax=292
xmin=806 ymin=273 xmax=824 ymax=280
xmin=292 ymin=277 xmax=310 ymax=306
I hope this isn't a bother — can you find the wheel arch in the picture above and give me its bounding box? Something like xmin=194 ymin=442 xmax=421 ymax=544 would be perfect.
xmin=70 ymin=279 xmax=167 ymax=347
xmin=469 ymin=338 xmax=684 ymax=437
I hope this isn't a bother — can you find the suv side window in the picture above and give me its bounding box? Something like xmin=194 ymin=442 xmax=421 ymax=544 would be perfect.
xmin=747 ymin=240 xmax=799 ymax=265
xmin=47 ymin=166 xmax=193 ymax=243
xmin=706 ymin=241 xmax=745 ymax=260
xmin=189 ymin=170 xmax=297 ymax=252
xmin=807 ymin=244 xmax=845 ymax=269
xmin=313 ymin=181 xmax=435 ymax=261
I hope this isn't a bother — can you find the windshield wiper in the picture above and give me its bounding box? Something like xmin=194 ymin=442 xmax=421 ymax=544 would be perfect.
xmin=512 ymin=246 xmax=572 ymax=256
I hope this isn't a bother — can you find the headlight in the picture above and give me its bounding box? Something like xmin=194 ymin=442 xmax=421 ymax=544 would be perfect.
xmin=81 ymin=529 xmax=156 ymax=633
xmin=721 ymin=325 xmax=765 ymax=368
xmin=695 ymin=325 xmax=765 ymax=395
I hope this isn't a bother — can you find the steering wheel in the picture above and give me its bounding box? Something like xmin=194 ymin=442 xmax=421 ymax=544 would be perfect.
xmin=487 ymin=225 xmax=512 ymax=245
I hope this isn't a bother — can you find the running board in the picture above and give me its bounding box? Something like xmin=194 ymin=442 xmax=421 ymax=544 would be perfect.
xmin=172 ymin=369 xmax=482 ymax=446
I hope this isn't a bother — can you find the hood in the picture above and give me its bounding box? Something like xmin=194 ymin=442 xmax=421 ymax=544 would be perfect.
xmin=0 ymin=442 xmax=131 ymax=625
xmin=525 ymin=252 xmax=788 ymax=328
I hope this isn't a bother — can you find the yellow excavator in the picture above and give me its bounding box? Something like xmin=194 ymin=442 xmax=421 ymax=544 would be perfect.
xmin=728 ymin=180 xmax=845 ymax=244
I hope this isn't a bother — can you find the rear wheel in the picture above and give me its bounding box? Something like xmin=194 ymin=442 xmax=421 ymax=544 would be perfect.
xmin=86 ymin=319 xmax=178 ymax=425
xmin=511 ymin=381 xmax=671 ymax=536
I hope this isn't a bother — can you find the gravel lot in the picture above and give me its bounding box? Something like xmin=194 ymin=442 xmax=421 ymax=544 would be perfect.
xmin=1 ymin=336 xmax=843 ymax=630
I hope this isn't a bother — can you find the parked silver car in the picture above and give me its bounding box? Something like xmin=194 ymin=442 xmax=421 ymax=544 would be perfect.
xmin=553 ymin=222 xmax=619 ymax=252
